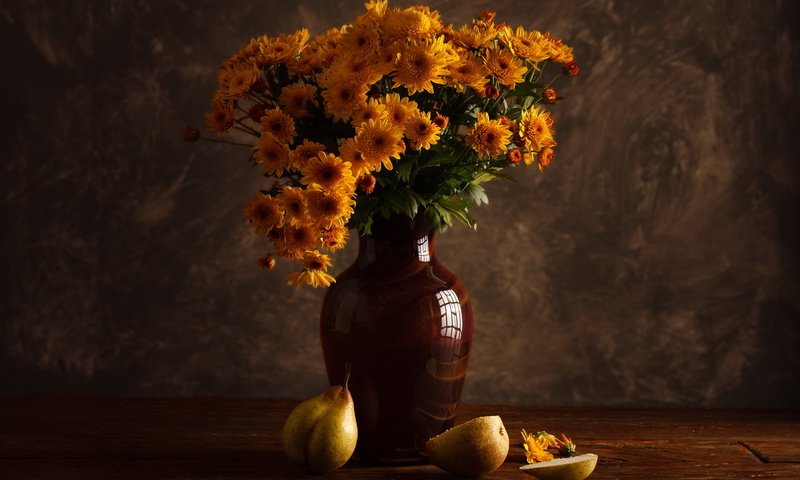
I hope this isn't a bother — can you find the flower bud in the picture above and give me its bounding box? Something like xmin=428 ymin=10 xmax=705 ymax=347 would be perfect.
xmin=357 ymin=174 xmax=377 ymax=194
xmin=182 ymin=125 xmax=200 ymax=142
xmin=563 ymin=61 xmax=580 ymax=77
xmin=249 ymin=104 xmax=266 ymax=123
xmin=258 ymin=254 xmax=276 ymax=271
xmin=544 ymin=87 xmax=558 ymax=104
xmin=537 ymin=147 xmax=555 ymax=170
xmin=484 ymin=84 xmax=500 ymax=99
xmin=506 ymin=148 xmax=523 ymax=165
xmin=432 ymin=113 xmax=449 ymax=130
xmin=251 ymin=77 xmax=268 ymax=94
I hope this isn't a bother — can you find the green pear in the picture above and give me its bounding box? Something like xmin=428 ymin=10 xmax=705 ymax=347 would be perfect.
xmin=426 ymin=415 xmax=509 ymax=476
xmin=282 ymin=366 xmax=358 ymax=473
xmin=519 ymin=453 xmax=598 ymax=480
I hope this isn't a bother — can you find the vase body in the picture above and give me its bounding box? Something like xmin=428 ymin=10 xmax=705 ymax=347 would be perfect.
xmin=320 ymin=214 xmax=474 ymax=464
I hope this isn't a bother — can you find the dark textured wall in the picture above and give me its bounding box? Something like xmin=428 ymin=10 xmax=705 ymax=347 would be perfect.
xmin=2 ymin=1 xmax=798 ymax=406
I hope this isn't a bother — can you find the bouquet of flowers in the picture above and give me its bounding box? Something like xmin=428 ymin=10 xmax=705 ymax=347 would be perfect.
xmin=185 ymin=0 xmax=578 ymax=287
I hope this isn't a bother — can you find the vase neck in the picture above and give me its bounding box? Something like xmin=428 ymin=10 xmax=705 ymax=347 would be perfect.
xmin=357 ymin=214 xmax=435 ymax=270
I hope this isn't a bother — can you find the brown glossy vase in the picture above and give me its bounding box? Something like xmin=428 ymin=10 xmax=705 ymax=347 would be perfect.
xmin=320 ymin=213 xmax=474 ymax=465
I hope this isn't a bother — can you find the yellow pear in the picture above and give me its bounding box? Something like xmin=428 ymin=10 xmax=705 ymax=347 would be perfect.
xmin=425 ymin=415 xmax=509 ymax=476
xmin=519 ymin=453 xmax=598 ymax=480
xmin=282 ymin=366 xmax=357 ymax=473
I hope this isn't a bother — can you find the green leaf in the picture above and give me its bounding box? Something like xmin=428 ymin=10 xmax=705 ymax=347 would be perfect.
xmin=462 ymin=183 xmax=488 ymax=206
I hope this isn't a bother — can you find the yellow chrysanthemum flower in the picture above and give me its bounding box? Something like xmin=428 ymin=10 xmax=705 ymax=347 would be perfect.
xmin=290 ymin=140 xmax=327 ymax=171
xmin=404 ymin=109 xmax=441 ymax=150
xmin=363 ymin=0 xmax=388 ymax=19
xmin=204 ymin=100 xmax=235 ymax=135
xmin=252 ymin=29 xmax=310 ymax=66
xmin=321 ymin=75 xmax=370 ymax=121
xmin=321 ymin=223 xmax=350 ymax=251
xmin=287 ymin=269 xmax=336 ymax=288
xmin=544 ymin=33 xmax=575 ymax=64
xmin=340 ymin=19 xmax=381 ymax=59
xmin=275 ymin=186 xmax=308 ymax=226
xmin=338 ymin=138 xmax=381 ymax=178
xmin=254 ymin=132 xmax=292 ymax=176
xmin=282 ymin=224 xmax=320 ymax=254
xmin=354 ymin=119 xmax=405 ymax=171
xmin=300 ymin=250 xmax=333 ymax=271
xmin=521 ymin=429 xmax=556 ymax=464
xmin=305 ymin=187 xmax=357 ymax=229
xmin=218 ymin=62 xmax=260 ymax=100
xmin=483 ymin=47 xmax=527 ymax=88
xmin=328 ymin=54 xmax=385 ymax=86
xmin=381 ymin=93 xmax=419 ymax=130
xmin=452 ymin=23 xmax=497 ymax=49
xmin=242 ymin=193 xmax=282 ymax=235
xmin=351 ymin=98 xmax=388 ymax=129
xmin=506 ymin=27 xmax=550 ymax=62
xmin=393 ymin=36 xmax=457 ymax=94
xmin=278 ymin=83 xmax=318 ymax=119
xmin=466 ymin=111 xmax=512 ymax=158
xmin=448 ymin=50 xmax=489 ymax=94
xmin=518 ymin=106 xmax=555 ymax=153
xmin=301 ymin=152 xmax=356 ymax=192
xmin=260 ymin=107 xmax=296 ymax=144
xmin=381 ymin=7 xmax=435 ymax=42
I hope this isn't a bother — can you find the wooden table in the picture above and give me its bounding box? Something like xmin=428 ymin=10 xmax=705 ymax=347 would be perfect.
xmin=2 ymin=396 xmax=799 ymax=479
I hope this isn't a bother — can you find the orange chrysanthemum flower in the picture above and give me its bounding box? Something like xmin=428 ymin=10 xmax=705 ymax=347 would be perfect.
xmin=404 ymin=109 xmax=441 ymax=150
xmin=340 ymin=19 xmax=382 ymax=59
xmin=339 ymin=138 xmax=381 ymax=178
xmin=506 ymin=27 xmax=549 ymax=63
xmin=253 ymin=132 xmax=292 ymax=176
xmin=252 ymin=29 xmax=310 ymax=66
xmin=278 ymin=83 xmax=318 ymax=118
xmin=242 ymin=193 xmax=282 ymax=235
xmin=544 ymin=33 xmax=575 ymax=64
xmin=393 ymin=37 xmax=457 ymax=94
xmin=204 ymin=100 xmax=235 ymax=135
xmin=300 ymin=250 xmax=333 ymax=271
xmin=354 ymin=119 xmax=405 ymax=171
xmin=448 ymin=50 xmax=489 ymax=94
xmin=282 ymin=224 xmax=320 ymax=254
xmin=452 ymin=23 xmax=497 ymax=49
xmin=321 ymin=75 xmax=370 ymax=121
xmin=380 ymin=7 xmax=435 ymax=42
xmin=260 ymin=107 xmax=296 ymax=144
xmin=483 ymin=47 xmax=527 ymax=88
xmin=518 ymin=106 xmax=555 ymax=153
xmin=290 ymin=140 xmax=327 ymax=171
xmin=381 ymin=93 xmax=418 ymax=130
xmin=275 ymin=186 xmax=308 ymax=226
xmin=301 ymin=152 xmax=356 ymax=191
xmin=218 ymin=62 xmax=260 ymax=100
xmin=351 ymin=97 xmax=389 ymax=129
xmin=466 ymin=111 xmax=512 ymax=158
xmin=321 ymin=223 xmax=350 ymax=251
xmin=287 ymin=269 xmax=336 ymax=288
xmin=305 ymin=187 xmax=356 ymax=229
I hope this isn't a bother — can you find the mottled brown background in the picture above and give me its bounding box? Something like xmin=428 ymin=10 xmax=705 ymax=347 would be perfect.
xmin=1 ymin=0 xmax=798 ymax=407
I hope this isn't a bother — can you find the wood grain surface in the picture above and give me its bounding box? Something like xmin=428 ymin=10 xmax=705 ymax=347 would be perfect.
xmin=2 ymin=396 xmax=799 ymax=479
xmin=1 ymin=0 xmax=799 ymax=407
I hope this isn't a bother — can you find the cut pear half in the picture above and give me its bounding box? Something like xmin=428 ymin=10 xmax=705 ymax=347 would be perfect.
xmin=519 ymin=453 xmax=598 ymax=480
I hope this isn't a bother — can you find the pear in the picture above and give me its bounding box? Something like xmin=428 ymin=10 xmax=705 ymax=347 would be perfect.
xmin=282 ymin=365 xmax=357 ymax=473
xmin=425 ymin=415 xmax=509 ymax=476
xmin=519 ymin=453 xmax=598 ymax=480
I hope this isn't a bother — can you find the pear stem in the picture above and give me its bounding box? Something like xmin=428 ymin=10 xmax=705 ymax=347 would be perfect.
xmin=342 ymin=362 xmax=352 ymax=391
